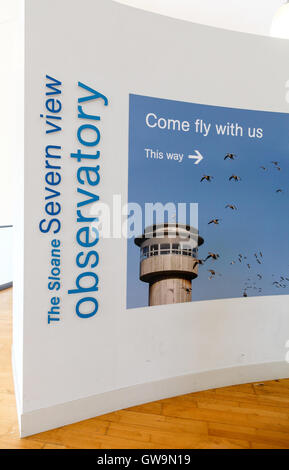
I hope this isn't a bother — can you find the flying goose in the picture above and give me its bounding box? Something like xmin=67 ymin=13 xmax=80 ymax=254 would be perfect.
xmin=229 ymin=175 xmax=241 ymax=182
xmin=224 ymin=153 xmax=237 ymax=160
xmin=200 ymin=175 xmax=214 ymax=182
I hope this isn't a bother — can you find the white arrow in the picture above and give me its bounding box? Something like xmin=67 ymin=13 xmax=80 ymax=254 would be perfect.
xmin=188 ymin=150 xmax=203 ymax=165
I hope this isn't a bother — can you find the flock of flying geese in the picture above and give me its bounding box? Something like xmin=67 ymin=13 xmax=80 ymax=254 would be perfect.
xmin=196 ymin=154 xmax=285 ymax=297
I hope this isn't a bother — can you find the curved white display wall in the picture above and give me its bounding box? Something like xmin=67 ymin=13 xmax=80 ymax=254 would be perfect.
xmin=13 ymin=0 xmax=289 ymax=437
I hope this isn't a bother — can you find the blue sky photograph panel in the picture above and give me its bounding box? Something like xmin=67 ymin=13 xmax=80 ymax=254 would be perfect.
xmin=127 ymin=94 xmax=289 ymax=309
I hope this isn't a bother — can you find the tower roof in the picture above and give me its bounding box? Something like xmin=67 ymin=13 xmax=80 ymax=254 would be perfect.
xmin=135 ymin=223 xmax=204 ymax=247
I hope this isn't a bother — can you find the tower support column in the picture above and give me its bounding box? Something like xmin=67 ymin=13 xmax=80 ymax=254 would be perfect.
xmin=149 ymin=277 xmax=192 ymax=306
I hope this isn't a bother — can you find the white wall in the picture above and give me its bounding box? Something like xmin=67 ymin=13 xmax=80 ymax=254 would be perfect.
xmin=0 ymin=0 xmax=18 ymax=22
xmin=0 ymin=0 xmax=18 ymax=225
xmin=0 ymin=1 xmax=18 ymax=285
xmin=0 ymin=21 xmax=16 ymax=226
xmin=0 ymin=227 xmax=13 ymax=286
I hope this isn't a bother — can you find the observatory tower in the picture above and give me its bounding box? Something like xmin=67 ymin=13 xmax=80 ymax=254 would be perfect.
xmin=135 ymin=224 xmax=204 ymax=306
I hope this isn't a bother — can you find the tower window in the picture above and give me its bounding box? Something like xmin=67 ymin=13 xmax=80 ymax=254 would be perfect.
xmin=182 ymin=244 xmax=192 ymax=256
xmin=150 ymin=244 xmax=159 ymax=256
xmin=160 ymin=244 xmax=170 ymax=255
xmin=172 ymin=243 xmax=180 ymax=254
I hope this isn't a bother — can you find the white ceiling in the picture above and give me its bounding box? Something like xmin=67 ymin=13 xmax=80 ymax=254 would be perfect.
xmin=117 ymin=0 xmax=284 ymax=36
xmin=0 ymin=1 xmax=285 ymax=36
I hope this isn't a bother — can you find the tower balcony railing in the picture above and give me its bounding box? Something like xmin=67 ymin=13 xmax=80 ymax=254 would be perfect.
xmin=140 ymin=243 xmax=198 ymax=262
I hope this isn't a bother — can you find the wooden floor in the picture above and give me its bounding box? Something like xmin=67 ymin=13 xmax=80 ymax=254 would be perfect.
xmin=1 ymin=288 xmax=289 ymax=449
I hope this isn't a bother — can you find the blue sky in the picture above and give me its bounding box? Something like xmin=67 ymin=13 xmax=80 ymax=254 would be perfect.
xmin=127 ymin=94 xmax=289 ymax=309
